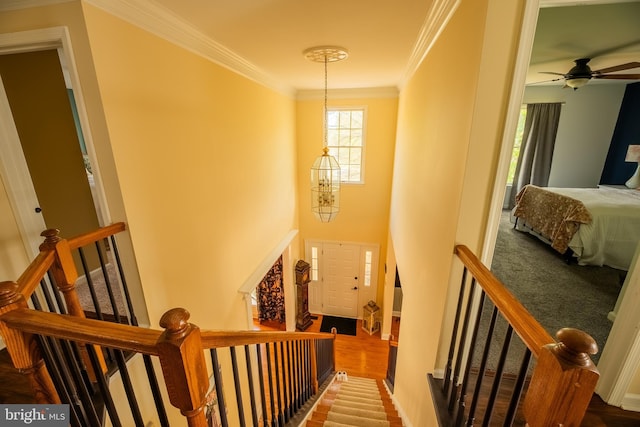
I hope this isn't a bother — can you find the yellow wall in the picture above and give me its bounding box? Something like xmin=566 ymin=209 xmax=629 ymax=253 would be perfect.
xmin=82 ymin=4 xmax=299 ymax=330
xmin=388 ymin=0 xmax=523 ymax=424
xmin=296 ymin=94 xmax=397 ymax=306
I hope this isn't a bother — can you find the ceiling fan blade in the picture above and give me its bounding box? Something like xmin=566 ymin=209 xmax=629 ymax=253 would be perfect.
xmin=594 ymin=74 xmax=640 ymax=80
xmin=593 ymin=62 xmax=640 ymax=74
xmin=529 ymin=77 xmax=564 ymax=85
xmin=539 ymin=71 xmax=566 ymax=76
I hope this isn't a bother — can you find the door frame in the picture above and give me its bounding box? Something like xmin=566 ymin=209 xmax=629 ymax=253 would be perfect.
xmin=0 ymin=27 xmax=111 ymax=257
xmin=305 ymin=239 xmax=379 ymax=319
xmin=482 ymin=0 xmax=640 ymax=407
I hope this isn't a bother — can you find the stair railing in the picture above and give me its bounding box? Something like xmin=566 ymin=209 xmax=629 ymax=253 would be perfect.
xmin=0 ymin=224 xmax=336 ymax=427
xmin=428 ymin=244 xmax=599 ymax=427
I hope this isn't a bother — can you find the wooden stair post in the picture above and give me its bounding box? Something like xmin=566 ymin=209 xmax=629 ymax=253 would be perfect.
xmin=0 ymin=281 xmax=60 ymax=404
xmin=157 ymin=307 xmax=209 ymax=427
xmin=39 ymin=228 xmax=107 ymax=379
xmin=524 ymin=328 xmax=599 ymax=427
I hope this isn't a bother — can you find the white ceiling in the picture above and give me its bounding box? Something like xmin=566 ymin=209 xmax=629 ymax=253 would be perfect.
xmin=147 ymin=0 xmax=640 ymax=90
xmin=7 ymin=0 xmax=640 ymax=90
xmin=151 ymin=0 xmax=435 ymax=91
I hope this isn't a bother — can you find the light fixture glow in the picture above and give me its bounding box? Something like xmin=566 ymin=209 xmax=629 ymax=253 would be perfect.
xmin=306 ymin=46 xmax=348 ymax=223
xmin=565 ymin=77 xmax=590 ymax=89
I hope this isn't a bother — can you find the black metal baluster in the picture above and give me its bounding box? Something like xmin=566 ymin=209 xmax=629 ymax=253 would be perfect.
xmin=482 ymin=323 xmax=513 ymax=427
xmin=304 ymin=341 xmax=311 ymax=400
xmin=244 ymin=345 xmax=259 ymax=427
xmin=94 ymin=241 xmax=122 ymax=323
xmin=230 ymin=347 xmax=246 ymax=427
xmin=142 ymin=354 xmax=169 ymax=427
xmin=45 ymin=272 xmax=67 ymax=314
xmin=295 ymin=340 xmax=303 ymax=410
xmin=265 ymin=343 xmax=277 ymax=427
xmin=35 ymin=334 xmax=83 ymax=427
xmin=210 ymin=349 xmax=229 ymax=427
xmin=78 ymin=247 xmax=104 ymax=320
xmin=467 ymin=304 xmax=499 ymax=426
xmin=85 ymin=344 xmax=122 ymax=427
xmin=113 ymin=349 xmax=144 ymax=426
xmin=504 ymin=349 xmax=532 ymax=426
xmin=109 ymin=235 xmax=137 ymax=325
xmin=60 ymin=339 xmax=101 ymax=426
xmin=256 ymin=344 xmax=268 ymax=427
xmin=445 ymin=267 xmax=469 ymax=397
xmin=278 ymin=341 xmax=290 ymax=422
xmin=285 ymin=341 xmax=293 ymax=418
xmin=273 ymin=342 xmax=284 ymax=426
xmin=456 ymin=292 xmax=487 ymax=426
xmin=449 ymin=278 xmax=477 ymax=413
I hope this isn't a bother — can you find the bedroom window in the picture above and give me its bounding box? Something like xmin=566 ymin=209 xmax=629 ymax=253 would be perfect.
xmin=326 ymin=108 xmax=365 ymax=184
xmin=507 ymin=106 xmax=527 ymax=184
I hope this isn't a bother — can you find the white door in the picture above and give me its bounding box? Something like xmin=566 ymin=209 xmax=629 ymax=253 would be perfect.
xmin=322 ymin=243 xmax=360 ymax=318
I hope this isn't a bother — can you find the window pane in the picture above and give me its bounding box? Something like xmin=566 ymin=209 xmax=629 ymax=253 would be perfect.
xmin=327 ymin=111 xmax=339 ymax=128
xmin=326 ymin=108 xmax=365 ymax=183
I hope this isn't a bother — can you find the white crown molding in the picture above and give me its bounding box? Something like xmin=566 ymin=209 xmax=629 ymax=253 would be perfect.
xmin=4 ymin=0 xmax=295 ymax=96
xmin=85 ymin=0 xmax=294 ymax=96
xmin=400 ymin=0 xmax=461 ymax=89
xmin=296 ymin=87 xmax=399 ymax=101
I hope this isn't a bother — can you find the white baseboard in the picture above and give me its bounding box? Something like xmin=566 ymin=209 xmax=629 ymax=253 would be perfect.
xmin=381 ymin=333 xmax=390 ymax=340
xmin=431 ymin=368 xmax=445 ymax=380
xmin=383 ymin=378 xmax=413 ymax=427
xmin=621 ymin=393 xmax=640 ymax=412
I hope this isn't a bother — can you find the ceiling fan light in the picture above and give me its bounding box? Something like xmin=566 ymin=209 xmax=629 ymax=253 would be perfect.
xmin=566 ymin=77 xmax=590 ymax=89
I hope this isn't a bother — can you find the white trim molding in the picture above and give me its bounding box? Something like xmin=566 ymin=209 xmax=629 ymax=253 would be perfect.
xmin=85 ymin=0 xmax=294 ymax=96
xmin=622 ymin=393 xmax=640 ymax=413
xmin=400 ymin=0 xmax=460 ymax=89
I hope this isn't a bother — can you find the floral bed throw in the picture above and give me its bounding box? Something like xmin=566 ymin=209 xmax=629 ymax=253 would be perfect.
xmin=513 ymin=185 xmax=592 ymax=254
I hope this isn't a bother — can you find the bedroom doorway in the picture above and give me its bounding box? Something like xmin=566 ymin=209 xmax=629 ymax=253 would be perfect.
xmin=486 ymin=0 xmax=640 ymax=408
xmin=0 ymin=28 xmax=108 ymax=258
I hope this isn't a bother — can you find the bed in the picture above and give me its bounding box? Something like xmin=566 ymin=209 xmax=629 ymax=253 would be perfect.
xmin=512 ymin=184 xmax=640 ymax=270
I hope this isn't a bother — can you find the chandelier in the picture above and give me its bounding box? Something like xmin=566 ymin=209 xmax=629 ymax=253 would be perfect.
xmin=305 ymin=46 xmax=348 ymax=222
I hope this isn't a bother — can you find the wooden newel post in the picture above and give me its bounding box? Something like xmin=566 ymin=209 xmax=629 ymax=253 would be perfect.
xmin=40 ymin=229 xmax=107 ymax=379
xmin=0 ymin=281 xmax=60 ymax=404
xmin=39 ymin=229 xmax=84 ymax=317
xmin=524 ymin=328 xmax=599 ymax=427
xmin=157 ymin=308 xmax=209 ymax=427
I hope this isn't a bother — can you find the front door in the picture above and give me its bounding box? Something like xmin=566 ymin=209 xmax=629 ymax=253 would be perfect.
xmin=322 ymin=243 xmax=360 ymax=318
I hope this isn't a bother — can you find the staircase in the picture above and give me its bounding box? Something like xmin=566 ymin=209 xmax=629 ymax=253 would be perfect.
xmin=306 ymin=376 xmax=403 ymax=426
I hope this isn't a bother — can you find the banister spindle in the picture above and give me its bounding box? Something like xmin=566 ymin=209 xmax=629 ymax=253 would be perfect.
xmin=524 ymin=328 xmax=599 ymax=427
xmin=0 ymin=281 xmax=60 ymax=404
xmin=158 ymin=308 xmax=209 ymax=427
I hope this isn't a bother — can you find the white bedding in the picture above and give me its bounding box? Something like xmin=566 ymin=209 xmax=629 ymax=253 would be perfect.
xmin=548 ymin=186 xmax=640 ymax=270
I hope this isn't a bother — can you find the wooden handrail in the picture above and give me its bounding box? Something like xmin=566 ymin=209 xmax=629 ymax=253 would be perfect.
xmin=454 ymin=244 xmax=554 ymax=358
xmin=67 ymin=222 xmax=127 ymax=249
xmin=1 ymin=309 xmax=336 ymax=354
xmin=200 ymin=330 xmax=335 ymax=348
xmin=16 ymin=251 xmax=56 ymax=298
xmin=1 ymin=309 xmax=162 ymax=355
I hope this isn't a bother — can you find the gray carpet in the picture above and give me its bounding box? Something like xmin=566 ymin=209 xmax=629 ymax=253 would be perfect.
xmin=489 ymin=210 xmax=625 ymax=364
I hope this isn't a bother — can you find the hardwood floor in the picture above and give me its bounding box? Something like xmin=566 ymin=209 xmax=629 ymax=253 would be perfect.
xmin=254 ymin=314 xmax=400 ymax=380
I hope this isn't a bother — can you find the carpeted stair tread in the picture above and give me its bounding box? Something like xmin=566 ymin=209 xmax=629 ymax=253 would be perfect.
xmin=329 ymin=406 xmax=389 ymax=420
xmin=335 ymin=389 xmax=381 ymax=399
xmin=327 ymin=412 xmax=391 ymax=426
xmin=307 ymin=376 xmax=403 ymax=426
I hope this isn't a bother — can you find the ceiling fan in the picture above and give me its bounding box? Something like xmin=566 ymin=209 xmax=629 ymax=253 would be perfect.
xmin=539 ymin=58 xmax=640 ymax=89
